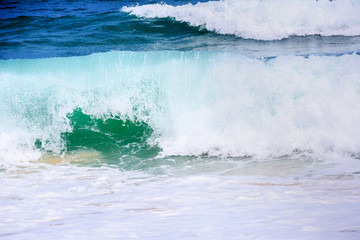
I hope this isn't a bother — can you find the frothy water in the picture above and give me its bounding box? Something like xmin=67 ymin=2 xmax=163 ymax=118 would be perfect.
xmin=1 ymin=51 xmax=360 ymax=167
xmin=122 ymin=0 xmax=360 ymax=40
xmin=1 ymin=156 xmax=360 ymax=239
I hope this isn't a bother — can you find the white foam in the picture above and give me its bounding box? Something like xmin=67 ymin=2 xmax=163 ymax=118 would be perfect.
xmin=2 ymin=162 xmax=360 ymax=239
xmin=2 ymin=52 xmax=360 ymax=239
xmin=1 ymin=52 xmax=360 ymax=167
xmin=122 ymin=0 xmax=360 ymax=40
xmin=155 ymin=53 xmax=360 ymax=157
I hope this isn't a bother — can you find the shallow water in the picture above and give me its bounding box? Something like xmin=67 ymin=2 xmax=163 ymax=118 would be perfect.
xmin=1 ymin=154 xmax=360 ymax=240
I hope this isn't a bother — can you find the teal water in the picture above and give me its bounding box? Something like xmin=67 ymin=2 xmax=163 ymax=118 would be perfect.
xmin=61 ymin=109 xmax=160 ymax=165
xmin=2 ymin=50 xmax=360 ymax=164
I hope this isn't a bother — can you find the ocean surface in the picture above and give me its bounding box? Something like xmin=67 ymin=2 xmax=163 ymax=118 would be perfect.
xmin=1 ymin=0 xmax=360 ymax=239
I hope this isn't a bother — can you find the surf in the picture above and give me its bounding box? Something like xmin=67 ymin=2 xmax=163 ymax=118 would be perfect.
xmin=122 ymin=0 xmax=360 ymax=40
xmin=1 ymin=51 xmax=360 ymax=169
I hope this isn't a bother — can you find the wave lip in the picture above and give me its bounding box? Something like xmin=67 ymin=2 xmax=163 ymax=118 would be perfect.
xmin=122 ymin=0 xmax=360 ymax=40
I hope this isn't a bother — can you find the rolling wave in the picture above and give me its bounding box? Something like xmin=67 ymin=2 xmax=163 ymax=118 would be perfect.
xmin=1 ymin=51 xmax=360 ymax=168
xmin=122 ymin=0 xmax=360 ymax=40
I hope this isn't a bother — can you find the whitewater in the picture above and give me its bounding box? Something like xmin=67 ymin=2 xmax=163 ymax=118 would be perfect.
xmin=2 ymin=52 xmax=360 ymax=165
xmin=1 ymin=0 xmax=360 ymax=239
xmin=122 ymin=0 xmax=360 ymax=40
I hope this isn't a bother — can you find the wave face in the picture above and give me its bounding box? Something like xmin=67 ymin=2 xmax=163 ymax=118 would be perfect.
xmin=1 ymin=51 xmax=360 ymax=167
xmin=122 ymin=0 xmax=360 ymax=40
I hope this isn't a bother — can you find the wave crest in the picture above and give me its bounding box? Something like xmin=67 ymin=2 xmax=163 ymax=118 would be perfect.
xmin=1 ymin=51 xmax=360 ymax=168
xmin=122 ymin=0 xmax=360 ymax=40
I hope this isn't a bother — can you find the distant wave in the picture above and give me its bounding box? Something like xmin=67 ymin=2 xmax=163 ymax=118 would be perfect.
xmin=122 ymin=0 xmax=360 ymax=40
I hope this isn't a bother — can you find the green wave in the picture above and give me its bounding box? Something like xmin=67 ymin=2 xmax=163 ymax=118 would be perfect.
xmin=36 ymin=108 xmax=160 ymax=167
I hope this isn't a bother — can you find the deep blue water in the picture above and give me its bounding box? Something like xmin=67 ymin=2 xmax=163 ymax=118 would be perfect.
xmin=0 ymin=0 xmax=218 ymax=59
xmin=1 ymin=0 xmax=360 ymax=59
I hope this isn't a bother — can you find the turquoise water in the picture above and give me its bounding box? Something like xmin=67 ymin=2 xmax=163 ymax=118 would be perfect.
xmin=1 ymin=0 xmax=360 ymax=239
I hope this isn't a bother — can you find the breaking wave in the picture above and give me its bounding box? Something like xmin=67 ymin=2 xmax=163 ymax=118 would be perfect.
xmin=1 ymin=51 xmax=360 ymax=168
xmin=122 ymin=0 xmax=360 ymax=40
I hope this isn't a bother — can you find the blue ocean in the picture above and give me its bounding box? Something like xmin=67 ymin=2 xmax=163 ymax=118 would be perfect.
xmin=1 ymin=0 xmax=360 ymax=239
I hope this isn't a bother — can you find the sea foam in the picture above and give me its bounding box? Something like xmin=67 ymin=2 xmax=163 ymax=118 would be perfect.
xmin=1 ymin=52 xmax=360 ymax=167
xmin=122 ymin=0 xmax=360 ymax=40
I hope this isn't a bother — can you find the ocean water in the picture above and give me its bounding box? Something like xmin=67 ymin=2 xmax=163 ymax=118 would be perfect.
xmin=1 ymin=0 xmax=360 ymax=239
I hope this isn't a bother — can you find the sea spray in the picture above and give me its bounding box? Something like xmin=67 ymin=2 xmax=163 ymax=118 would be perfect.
xmin=1 ymin=51 xmax=360 ymax=168
xmin=122 ymin=0 xmax=360 ymax=40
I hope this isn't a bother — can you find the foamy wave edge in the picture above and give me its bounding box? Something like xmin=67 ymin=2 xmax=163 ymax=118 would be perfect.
xmin=122 ymin=0 xmax=360 ymax=40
